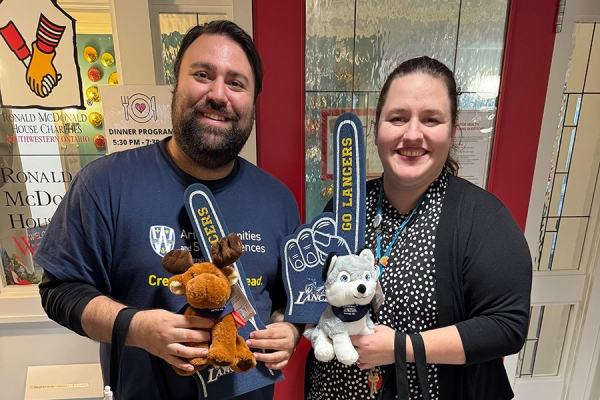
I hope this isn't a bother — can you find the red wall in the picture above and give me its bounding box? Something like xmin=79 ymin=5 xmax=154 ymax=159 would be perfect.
xmin=253 ymin=1 xmax=308 ymax=399
xmin=487 ymin=0 xmax=558 ymax=230
xmin=253 ymin=0 xmax=306 ymax=223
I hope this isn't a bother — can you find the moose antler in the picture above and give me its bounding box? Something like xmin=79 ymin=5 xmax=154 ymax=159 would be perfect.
xmin=211 ymin=233 xmax=243 ymax=268
xmin=162 ymin=249 xmax=194 ymax=274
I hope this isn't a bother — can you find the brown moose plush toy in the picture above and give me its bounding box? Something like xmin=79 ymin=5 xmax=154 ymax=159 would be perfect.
xmin=162 ymin=233 xmax=257 ymax=376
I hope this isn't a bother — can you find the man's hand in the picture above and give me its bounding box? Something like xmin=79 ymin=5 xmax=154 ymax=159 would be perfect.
xmin=127 ymin=309 xmax=215 ymax=373
xmin=245 ymin=321 xmax=301 ymax=370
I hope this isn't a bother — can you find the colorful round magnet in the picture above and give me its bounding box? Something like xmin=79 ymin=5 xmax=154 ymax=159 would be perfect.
xmin=93 ymin=134 xmax=106 ymax=149
xmin=89 ymin=111 xmax=103 ymax=127
xmin=87 ymin=67 xmax=101 ymax=82
xmin=86 ymin=86 xmax=100 ymax=102
xmin=108 ymin=71 xmax=118 ymax=85
xmin=83 ymin=46 xmax=98 ymax=63
xmin=101 ymin=52 xmax=115 ymax=68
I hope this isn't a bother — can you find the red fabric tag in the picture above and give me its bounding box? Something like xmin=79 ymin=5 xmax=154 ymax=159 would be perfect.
xmin=232 ymin=311 xmax=246 ymax=327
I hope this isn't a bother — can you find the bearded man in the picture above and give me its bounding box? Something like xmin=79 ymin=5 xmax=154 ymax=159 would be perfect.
xmin=35 ymin=20 xmax=301 ymax=400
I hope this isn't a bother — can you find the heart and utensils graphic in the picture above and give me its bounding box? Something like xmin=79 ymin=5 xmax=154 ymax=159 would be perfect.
xmin=121 ymin=93 xmax=157 ymax=123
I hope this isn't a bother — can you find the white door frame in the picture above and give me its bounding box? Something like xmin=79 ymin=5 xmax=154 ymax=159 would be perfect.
xmin=514 ymin=0 xmax=600 ymax=398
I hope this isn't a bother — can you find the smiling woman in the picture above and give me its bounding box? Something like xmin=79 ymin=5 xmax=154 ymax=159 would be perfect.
xmin=372 ymin=57 xmax=459 ymax=215
xmin=305 ymin=56 xmax=532 ymax=400
xmin=375 ymin=72 xmax=456 ymax=214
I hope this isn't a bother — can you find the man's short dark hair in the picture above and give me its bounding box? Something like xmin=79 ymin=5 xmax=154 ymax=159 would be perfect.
xmin=172 ymin=20 xmax=263 ymax=100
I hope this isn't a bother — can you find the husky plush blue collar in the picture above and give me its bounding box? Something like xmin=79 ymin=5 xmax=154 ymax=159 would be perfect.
xmin=331 ymin=304 xmax=369 ymax=322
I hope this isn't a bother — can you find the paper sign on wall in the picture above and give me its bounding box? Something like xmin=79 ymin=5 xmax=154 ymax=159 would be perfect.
xmin=100 ymin=85 xmax=173 ymax=153
xmin=454 ymin=110 xmax=496 ymax=188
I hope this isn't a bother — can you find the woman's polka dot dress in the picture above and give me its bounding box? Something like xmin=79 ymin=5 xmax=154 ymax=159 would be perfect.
xmin=306 ymin=170 xmax=449 ymax=400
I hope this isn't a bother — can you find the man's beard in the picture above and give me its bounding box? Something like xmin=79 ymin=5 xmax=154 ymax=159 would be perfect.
xmin=171 ymin=98 xmax=254 ymax=170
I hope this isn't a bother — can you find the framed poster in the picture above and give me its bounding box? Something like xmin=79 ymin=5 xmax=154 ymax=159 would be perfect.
xmin=321 ymin=108 xmax=381 ymax=180
xmin=454 ymin=110 xmax=496 ymax=188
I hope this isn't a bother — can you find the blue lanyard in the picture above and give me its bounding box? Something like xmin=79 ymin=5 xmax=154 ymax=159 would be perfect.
xmin=374 ymin=184 xmax=426 ymax=276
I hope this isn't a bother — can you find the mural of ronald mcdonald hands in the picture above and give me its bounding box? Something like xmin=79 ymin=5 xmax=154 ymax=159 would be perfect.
xmin=28 ymin=40 xmax=63 ymax=97
xmin=0 ymin=14 xmax=65 ymax=98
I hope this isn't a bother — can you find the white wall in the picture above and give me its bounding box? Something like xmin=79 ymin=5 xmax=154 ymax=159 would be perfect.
xmin=0 ymin=286 xmax=99 ymax=399
xmin=0 ymin=321 xmax=100 ymax=400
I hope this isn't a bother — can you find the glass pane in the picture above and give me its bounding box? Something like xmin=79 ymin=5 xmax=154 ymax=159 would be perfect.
xmin=305 ymin=1 xmax=509 ymax=218
xmin=583 ymin=24 xmax=600 ymax=92
xmin=548 ymin=173 xmax=567 ymax=217
xmin=305 ymin=92 xmax=353 ymax=221
xmin=537 ymin=23 xmax=600 ymax=274
xmin=0 ymin=150 xmax=64 ymax=286
xmin=0 ymin=105 xmax=104 ymax=286
xmin=532 ymin=305 xmax=572 ymax=376
xmin=159 ymin=13 xmax=197 ymax=37
xmin=0 ymin=149 xmax=105 ymax=287
xmin=552 ymin=217 xmax=588 ymax=270
xmin=454 ymin=0 xmax=508 ymax=95
xmin=354 ymin=0 xmax=460 ymax=92
xmin=520 ymin=339 xmax=537 ymax=376
xmin=564 ymin=94 xmax=581 ymax=126
xmin=453 ymin=110 xmax=495 ymax=188
xmin=546 ymin=95 xmax=568 ymax=181
xmin=562 ymin=94 xmax=600 ymax=217
xmin=557 ymin=94 xmax=567 ymax=130
xmin=519 ymin=305 xmax=572 ymax=377
xmin=555 ymin=127 xmax=576 ymax=173
xmin=527 ymin=306 xmax=543 ymax=340
xmin=306 ymin=0 xmax=355 ymax=91
xmin=538 ymin=231 xmax=556 ymax=271
xmin=0 ymin=32 xmax=117 ymax=286
xmin=565 ymin=23 xmax=594 ymax=93
xmin=159 ymin=13 xmax=198 ymax=86
xmin=546 ymin=217 xmax=559 ymax=232
xmin=458 ymin=93 xmax=498 ymax=111
xmin=353 ymin=92 xmax=381 ymax=178
xmin=76 ymin=33 xmax=115 ymax=164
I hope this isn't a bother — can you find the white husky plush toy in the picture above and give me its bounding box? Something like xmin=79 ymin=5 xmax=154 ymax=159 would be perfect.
xmin=304 ymin=248 xmax=379 ymax=365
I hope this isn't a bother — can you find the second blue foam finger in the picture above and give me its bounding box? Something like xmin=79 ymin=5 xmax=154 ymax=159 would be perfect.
xmin=332 ymin=112 xmax=367 ymax=254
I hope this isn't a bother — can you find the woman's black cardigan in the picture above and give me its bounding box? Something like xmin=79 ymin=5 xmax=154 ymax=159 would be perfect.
xmin=323 ymin=175 xmax=532 ymax=400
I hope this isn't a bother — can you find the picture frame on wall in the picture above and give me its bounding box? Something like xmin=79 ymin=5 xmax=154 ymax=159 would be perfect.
xmin=320 ymin=108 xmax=382 ymax=181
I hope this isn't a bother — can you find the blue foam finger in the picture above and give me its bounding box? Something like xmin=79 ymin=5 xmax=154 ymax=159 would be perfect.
xmin=332 ymin=112 xmax=366 ymax=253
xmin=312 ymin=222 xmax=351 ymax=255
xmin=285 ymin=241 xmax=304 ymax=272
xmin=297 ymin=231 xmax=319 ymax=267
xmin=282 ymin=213 xmax=335 ymax=322
xmin=183 ymin=183 xmax=283 ymax=399
xmin=312 ymin=217 xmax=337 ymax=235
xmin=281 ymin=112 xmax=366 ymax=324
